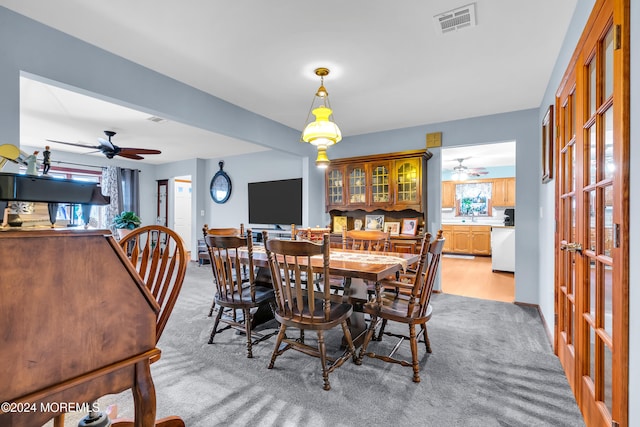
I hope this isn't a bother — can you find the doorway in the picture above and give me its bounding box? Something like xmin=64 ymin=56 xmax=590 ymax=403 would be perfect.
xmin=440 ymin=141 xmax=516 ymax=302
xmin=173 ymin=176 xmax=192 ymax=256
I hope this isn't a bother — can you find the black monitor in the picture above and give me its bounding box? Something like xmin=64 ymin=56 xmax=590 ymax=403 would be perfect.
xmin=248 ymin=178 xmax=302 ymax=227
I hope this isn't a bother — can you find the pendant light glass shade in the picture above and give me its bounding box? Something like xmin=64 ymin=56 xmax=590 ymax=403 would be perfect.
xmin=315 ymin=147 xmax=330 ymax=168
xmin=302 ymin=106 xmax=342 ymax=147
xmin=301 ymin=68 xmax=341 ymax=168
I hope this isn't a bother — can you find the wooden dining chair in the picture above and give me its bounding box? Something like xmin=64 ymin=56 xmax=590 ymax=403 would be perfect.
xmin=355 ymin=230 xmax=444 ymax=383
xmin=119 ymin=225 xmax=189 ymax=346
xmin=205 ymin=229 xmax=276 ymax=358
xmin=203 ymin=223 xmax=245 ymax=316
xmin=333 ymin=229 xmax=392 ymax=295
xmin=342 ymin=229 xmax=391 ymax=252
xmin=262 ymin=231 xmax=356 ymax=390
xmin=102 ymin=225 xmax=188 ymax=427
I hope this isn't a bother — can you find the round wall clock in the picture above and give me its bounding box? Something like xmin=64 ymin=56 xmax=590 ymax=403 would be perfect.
xmin=210 ymin=161 xmax=232 ymax=204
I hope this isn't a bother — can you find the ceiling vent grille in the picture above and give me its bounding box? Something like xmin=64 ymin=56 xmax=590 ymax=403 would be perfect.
xmin=433 ymin=3 xmax=477 ymax=35
xmin=147 ymin=116 xmax=167 ymax=124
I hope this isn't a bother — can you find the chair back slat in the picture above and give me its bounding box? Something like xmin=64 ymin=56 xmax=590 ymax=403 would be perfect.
xmin=119 ymin=225 xmax=188 ymax=342
xmin=205 ymin=231 xmax=255 ymax=303
xmin=203 ymin=223 xmax=244 ymax=237
xmin=263 ymin=231 xmax=331 ymax=323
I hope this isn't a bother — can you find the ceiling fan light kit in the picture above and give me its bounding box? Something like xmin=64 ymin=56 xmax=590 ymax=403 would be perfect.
xmin=47 ymin=130 xmax=161 ymax=160
xmin=450 ymin=157 xmax=488 ymax=181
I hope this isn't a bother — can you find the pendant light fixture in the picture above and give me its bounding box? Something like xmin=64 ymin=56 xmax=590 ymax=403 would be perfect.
xmin=301 ymin=67 xmax=341 ymax=168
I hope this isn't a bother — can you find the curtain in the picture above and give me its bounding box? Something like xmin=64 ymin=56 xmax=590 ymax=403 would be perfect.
xmin=118 ymin=167 xmax=140 ymax=215
xmin=101 ymin=166 xmax=140 ymax=231
xmin=102 ymin=166 xmax=120 ymax=232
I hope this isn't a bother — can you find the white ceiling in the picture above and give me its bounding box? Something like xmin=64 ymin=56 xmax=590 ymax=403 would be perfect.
xmin=2 ymin=1 xmax=577 ymax=166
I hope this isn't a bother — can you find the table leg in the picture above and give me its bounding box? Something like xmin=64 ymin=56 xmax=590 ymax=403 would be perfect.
xmin=342 ymin=277 xmax=368 ymax=347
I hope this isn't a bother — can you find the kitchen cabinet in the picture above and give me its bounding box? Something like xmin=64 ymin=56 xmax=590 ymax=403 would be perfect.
xmin=441 ymin=225 xmax=453 ymax=252
xmin=325 ymin=150 xmax=431 ymax=213
xmin=441 ymin=224 xmax=491 ymax=255
xmin=442 ymin=181 xmax=456 ymax=208
xmin=492 ymin=177 xmax=516 ymax=207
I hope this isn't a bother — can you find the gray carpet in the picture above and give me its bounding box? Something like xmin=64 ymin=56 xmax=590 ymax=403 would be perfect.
xmin=96 ymin=263 xmax=584 ymax=427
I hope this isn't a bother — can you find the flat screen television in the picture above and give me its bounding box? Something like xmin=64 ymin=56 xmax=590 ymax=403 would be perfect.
xmin=248 ymin=178 xmax=302 ymax=226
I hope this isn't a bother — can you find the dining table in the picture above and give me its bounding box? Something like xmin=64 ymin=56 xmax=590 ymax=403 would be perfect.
xmin=234 ymin=245 xmax=420 ymax=346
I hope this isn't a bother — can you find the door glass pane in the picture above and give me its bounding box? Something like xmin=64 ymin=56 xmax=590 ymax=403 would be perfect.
xmin=604 ymin=264 xmax=613 ymax=336
xmin=570 ymin=302 xmax=575 ymax=345
xmin=588 ymin=191 xmax=596 ymax=251
xmin=371 ymin=165 xmax=389 ymax=203
xmin=604 ymin=343 xmax=613 ymax=414
xmin=328 ymin=169 xmax=343 ymax=204
xmin=349 ymin=167 xmax=366 ymax=204
xmin=588 ymin=125 xmax=597 ymax=184
xmin=589 ymin=58 xmax=596 ymax=116
xmin=604 ymin=107 xmax=614 ymax=180
xmin=589 ymin=327 xmax=596 ymax=383
xmin=571 ymin=145 xmax=576 ymax=191
xmin=570 ymin=252 xmax=576 ymax=296
xmin=604 ymin=185 xmax=613 ymax=257
xmin=604 ymin=27 xmax=614 ymax=100
xmin=589 ymin=259 xmax=597 ymax=318
xmin=571 ymin=196 xmax=576 ymax=245
xmin=397 ymin=162 xmax=417 ymax=202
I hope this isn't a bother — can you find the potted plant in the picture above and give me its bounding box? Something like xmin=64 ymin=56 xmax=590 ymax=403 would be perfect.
xmin=112 ymin=211 xmax=141 ymax=239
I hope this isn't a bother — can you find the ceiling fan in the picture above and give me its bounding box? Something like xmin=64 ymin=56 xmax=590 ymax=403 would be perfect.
xmin=451 ymin=158 xmax=489 ymax=178
xmin=47 ymin=130 xmax=161 ymax=160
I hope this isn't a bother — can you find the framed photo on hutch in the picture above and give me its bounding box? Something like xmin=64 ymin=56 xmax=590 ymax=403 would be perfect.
xmin=400 ymin=218 xmax=419 ymax=236
xmin=383 ymin=221 xmax=400 ymax=236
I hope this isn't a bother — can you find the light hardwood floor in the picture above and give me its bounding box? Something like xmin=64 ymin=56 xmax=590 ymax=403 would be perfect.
xmin=440 ymin=255 xmax=515 ymax=303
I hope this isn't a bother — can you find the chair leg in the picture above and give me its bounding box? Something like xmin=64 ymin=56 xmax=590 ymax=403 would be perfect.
xmin=208 ymin=297 xmax=216 ymax=317
xmin=409 ymin=324 xmax=420 ymax=383
xmin=268 ymin=324 xmax=287 ymax=369
xmin=421 ymin=323 xmax=432 ymax=353
xmin=355 ymin=315 xmax=378 ymax=365
xmin=317 ymin=330 xmax=330 ymax=390
xmin=208 ymin=304 xmax=224 ymax=344
xmin=340 ymin=320 xmax=357 ymax=363
xmin=376 ymin=319 xmax=388 ymax=341
xmin=244 ymin=308 xmax=253 ymax=358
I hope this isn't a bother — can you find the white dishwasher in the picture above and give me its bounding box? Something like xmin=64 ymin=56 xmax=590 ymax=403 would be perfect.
xmin=491 ymin=226 xmax=515 ymax=272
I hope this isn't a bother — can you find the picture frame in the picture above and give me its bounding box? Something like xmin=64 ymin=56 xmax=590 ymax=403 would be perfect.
xmin=400 ymin=218 xmax=419 ymax=236
xmin=542 ymin=104 xmax=554 ymax=184
xmin=383 ymin=221 xmax=400 ymax=236
xmin=365 ymin=214 xmax=384 ymax=231
xmin=332 ymin=216 xmax=348 ymax=233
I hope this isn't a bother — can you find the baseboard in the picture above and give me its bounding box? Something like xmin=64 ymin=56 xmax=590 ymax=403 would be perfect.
xmin=514 ymin=301 xmax=554 ymax=351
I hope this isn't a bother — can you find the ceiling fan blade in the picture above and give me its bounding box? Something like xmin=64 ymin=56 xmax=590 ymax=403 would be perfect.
xmin=116 ymin=152 xmax=145 ymax=160
xmin=47 ymin=139 xmax=101 ymax=150
xmin=119 ymin=147 xmax=162 ymax=155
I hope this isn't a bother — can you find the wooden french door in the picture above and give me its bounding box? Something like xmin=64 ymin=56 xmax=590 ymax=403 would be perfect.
xmin=555 ymin=0 xmax=629 ymax=426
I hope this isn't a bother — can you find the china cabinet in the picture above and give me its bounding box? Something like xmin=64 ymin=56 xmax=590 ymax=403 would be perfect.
xmin=325 ymin=150 xmax=430 ymax=213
